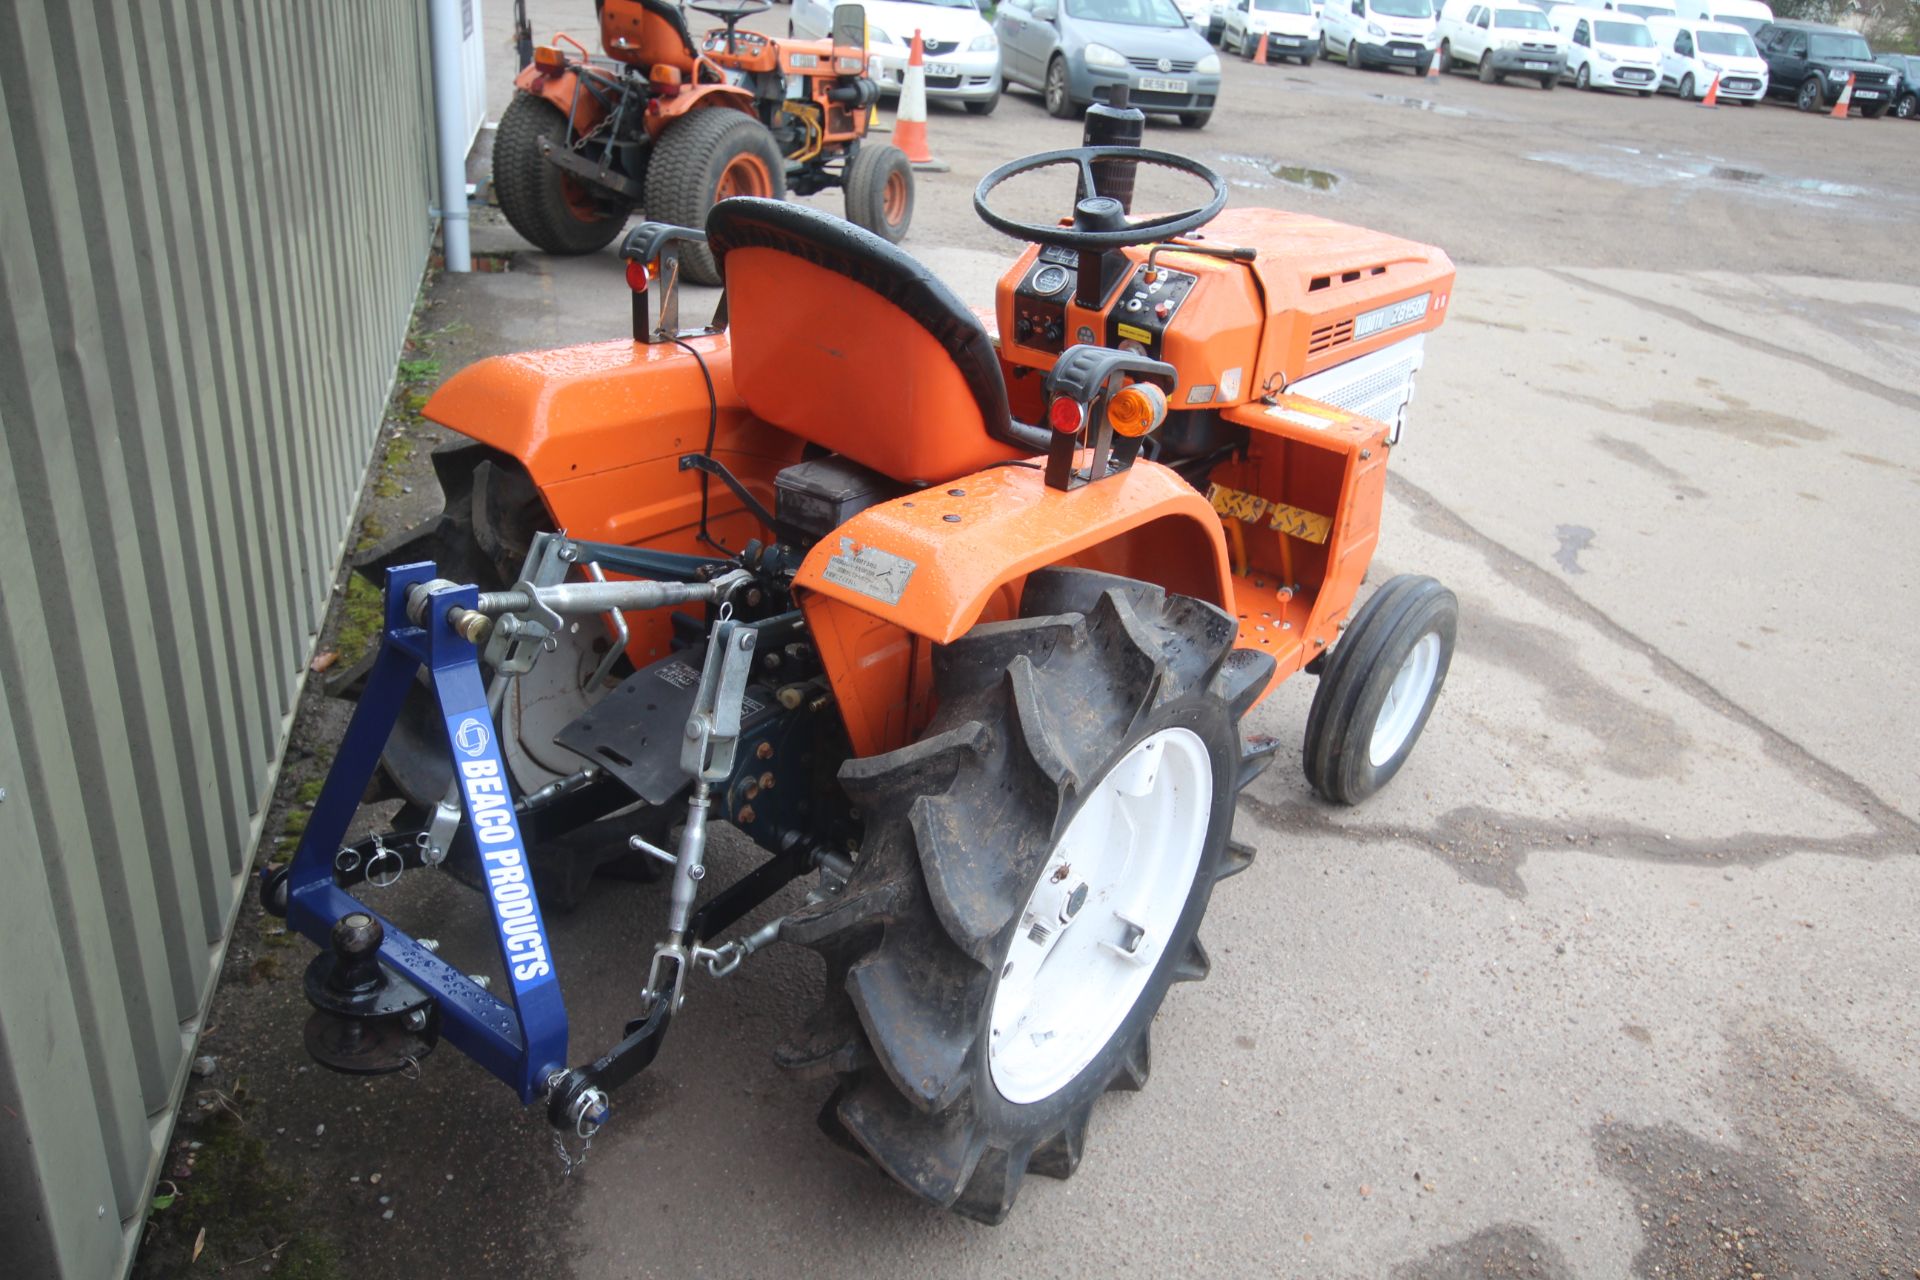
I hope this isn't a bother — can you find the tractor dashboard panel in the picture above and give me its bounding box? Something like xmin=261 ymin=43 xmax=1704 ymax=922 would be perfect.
xmin=1106 ymin=266 xmax=1198 ymax=360
xmin=1009 ymin=246 xmax=1077 ymax=355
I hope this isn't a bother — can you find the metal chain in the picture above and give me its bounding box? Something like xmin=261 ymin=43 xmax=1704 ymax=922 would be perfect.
xmin=551 ymin=1128 xmax=592 ymax=1176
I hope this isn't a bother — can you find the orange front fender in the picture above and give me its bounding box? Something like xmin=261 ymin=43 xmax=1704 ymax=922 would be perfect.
xmin=795 ymin=461 xmax=1233 ymax=757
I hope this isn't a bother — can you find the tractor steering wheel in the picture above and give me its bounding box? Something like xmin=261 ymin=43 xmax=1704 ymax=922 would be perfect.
xmin=689 ymin=0 xmax=772 ymax=20
xmin=973 ymin=147 xmax=1229 ymax=252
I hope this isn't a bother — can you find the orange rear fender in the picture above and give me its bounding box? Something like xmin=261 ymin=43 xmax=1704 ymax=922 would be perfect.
xmin=423 ymin=335 xmax=804 ymax=663
xmin=646 ymin=84 xmax=758 ymax=136
xmin=512 ymin=64 xmax=609 ymax=134
xmin=795 ymin=461 xmax=1232 ymax=756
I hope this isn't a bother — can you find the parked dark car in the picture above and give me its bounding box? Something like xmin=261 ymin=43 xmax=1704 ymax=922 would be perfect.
xmin=1877 ymin=51 xmax=1919 ymax=119
xmin=1753 ymin=19 xmax=1896 ymax=116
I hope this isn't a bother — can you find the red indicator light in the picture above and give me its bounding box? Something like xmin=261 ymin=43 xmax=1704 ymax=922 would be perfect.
xmin=1048 ymin=396 xmax=1085 ymax=435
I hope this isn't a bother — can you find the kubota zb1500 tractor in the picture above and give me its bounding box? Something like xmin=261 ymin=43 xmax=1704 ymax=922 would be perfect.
xmin=268 ymin=142 xmax=1457 ymax=1221
xmin=498 ymin=0 xmax=910 ymax=282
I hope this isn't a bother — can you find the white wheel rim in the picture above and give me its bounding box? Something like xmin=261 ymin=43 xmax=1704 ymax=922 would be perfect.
xmin=987 ymin=727 xmax=1212 ymax=1106
xmin=1369 ymin=631 xmax=1441 ymax=767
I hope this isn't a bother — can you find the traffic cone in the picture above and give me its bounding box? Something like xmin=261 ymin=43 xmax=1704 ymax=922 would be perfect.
xmin=1426 ymin=46 xmax=1440 ymax=76
xmin=1829 ymin=71 xmax=1853 ymax=117
xmin=1254 ymin=32 xmax=1269 ymax=64
xmin=1700 ymin=72 xmax=1719 ymax=107
xmin=895 ymin=31 xmax=949 ymax=172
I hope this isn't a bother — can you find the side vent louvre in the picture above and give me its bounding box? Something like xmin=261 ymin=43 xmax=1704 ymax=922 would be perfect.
xmin=1308 ymin=264 xmax=1392 ymax=293
xmin=1308 ymin=318 xmax=1354 ymax=355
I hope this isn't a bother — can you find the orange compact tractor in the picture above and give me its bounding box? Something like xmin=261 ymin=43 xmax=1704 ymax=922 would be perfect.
xmin=273 ymin=140 xmax=1456 ymax=1222
xmin=496 ymin=0 xmax=910 ymax=282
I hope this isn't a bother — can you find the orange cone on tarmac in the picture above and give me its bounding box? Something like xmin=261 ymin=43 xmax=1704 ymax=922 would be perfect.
xmin=895 ymin=31 xmax=950 ymax=173
xmin=1427 ymin=46 xmax=1440 ymax=77
xmin=1700 ymin=72 xmax=1719 ymax=107
xmin=1254 ymin=32 xmax=1269 ymax=64
xmin=1829 ymin=71 xmax=1854 ymax=117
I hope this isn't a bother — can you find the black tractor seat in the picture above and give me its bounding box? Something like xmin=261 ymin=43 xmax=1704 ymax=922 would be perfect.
xmin=705 ymin=198 xmax=1024 ymax=461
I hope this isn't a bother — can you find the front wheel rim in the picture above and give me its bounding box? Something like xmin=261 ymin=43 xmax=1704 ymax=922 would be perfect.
xmin=988 ymin=727 xmax=1213 ymax=1106
xmin=1369 ymin=632 xmax=1442 ymax=767
xmin=1048 ymin=64 xmax=1064 ymax=108
xmin=882 ymin=170 xmax=908 ymax=224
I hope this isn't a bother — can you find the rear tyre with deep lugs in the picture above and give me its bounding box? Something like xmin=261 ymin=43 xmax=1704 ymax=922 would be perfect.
xmin=776 ymin=568 xmax=1264 ymax=1222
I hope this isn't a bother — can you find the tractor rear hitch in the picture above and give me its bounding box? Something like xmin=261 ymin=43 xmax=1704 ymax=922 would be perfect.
xmin=269 ymin=536 xmax=820 ymax=1167
xmin=302 ymin=911 xmax=441 ymax=1077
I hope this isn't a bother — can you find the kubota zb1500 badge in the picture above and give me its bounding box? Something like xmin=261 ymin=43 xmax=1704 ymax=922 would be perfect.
xmin=1207 ymin=482 xmax=1332 ymax=545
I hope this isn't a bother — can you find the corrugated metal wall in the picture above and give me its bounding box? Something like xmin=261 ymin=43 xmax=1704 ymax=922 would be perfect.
xmin=0 ymin=3 xmax=438 ymax=1275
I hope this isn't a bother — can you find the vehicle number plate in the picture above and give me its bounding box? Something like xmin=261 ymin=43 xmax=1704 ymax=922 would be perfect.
xmin=1393 ymin=47 xmax=1415 ymax=57
xmin=929 ymin=61 xmax=960 ymax=76
xmin=1139 ymin=76 xmax=1189 ymax=91
xmin=1854 ymin=89 xmax=1879 ymax=98
xmin=1523 ymin=60 xmax=1550 ymax=69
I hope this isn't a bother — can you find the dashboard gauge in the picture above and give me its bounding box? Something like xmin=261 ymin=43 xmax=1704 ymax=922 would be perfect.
xmin=1030 ymin=265 xmax=1070 ymax=296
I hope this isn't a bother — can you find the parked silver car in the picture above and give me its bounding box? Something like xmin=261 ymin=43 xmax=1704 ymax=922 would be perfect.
xmin=997 ymin=0 xmax=1224 ymax=126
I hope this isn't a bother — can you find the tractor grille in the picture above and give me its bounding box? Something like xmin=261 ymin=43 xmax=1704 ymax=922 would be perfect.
xmin=1129 ymin=55 xmax=1198 ymax=72
xmin=921 ymin=38 xmax=959 ymax=56
xmin=1308 ymin=318 xmax=1354 ymax=355
xmin=1291 ymin=332 xmax=1428 ymax=443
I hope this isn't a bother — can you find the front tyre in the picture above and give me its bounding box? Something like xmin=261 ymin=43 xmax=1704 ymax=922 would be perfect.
xmin=778 ymin=569 xmax=1246 ymax=1222
xmin=1679 ymin=73 xmax=1695 ymax=100
xmin=1576 ymin=62 xmax=1592 ymax=90
xmin=844 ymin=143 xmax=914 ymax=242
xmin=493 ymin=92 xmax=631 ymax=255
xmin=1045 ymin=57 xmax=1078 ymax=118
xmin=643 ymin=107 xmax=787 ymax=285
xmin=1179 ymin=110 xmax=1212 ymax=128
xmin=1303 ymin=575 xmax=1457 ymax=806
xmin=1796 ymin=76 xmax=1823 ymax=112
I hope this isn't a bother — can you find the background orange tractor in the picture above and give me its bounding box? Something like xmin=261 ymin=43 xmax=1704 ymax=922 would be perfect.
xmin=496 ymin=0 xmax=911 ymax=281
xmin=279 ymin=137 xmax=1458 ymax=1222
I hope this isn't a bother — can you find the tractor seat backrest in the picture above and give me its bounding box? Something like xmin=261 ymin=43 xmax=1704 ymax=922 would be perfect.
xmin=598 ymin=0 xmax=700 ymax=71
xmin=705 ymin=198 xmax=1021 ymax=485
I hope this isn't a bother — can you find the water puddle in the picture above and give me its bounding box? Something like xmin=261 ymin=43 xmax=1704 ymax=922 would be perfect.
xmin=1706 ymin=166 xmax=1864 ymax=198
xmin=1370 ymin=92 xmax=1473 ymax=117
xmin=1527 ymin=149 xmax=1881 ymax=208
xmin=1214 ymin=153 xmax=1344 ymax=193
xmin=1271 ymin=164 xmax=1342 ymax=191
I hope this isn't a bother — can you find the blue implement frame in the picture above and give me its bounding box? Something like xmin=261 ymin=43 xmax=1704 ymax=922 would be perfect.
xmin=273 ymin=563 xmax=568 ymax=1103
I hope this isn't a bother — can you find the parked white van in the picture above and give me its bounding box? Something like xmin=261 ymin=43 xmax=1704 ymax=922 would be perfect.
xmin=1319 ymin=0 xmax=1439 ymax=73
xmin=1551 ymin=7 xmax=1661 ymax=92
xmin=1674 ymin=0 xmax=1771 ymax=36
xmin=1646 ymin=14 xmax=1767 ymax=100
xmin=1436 ymin=0 xmax=1567 ymax=86
xmin=1603 ymin=1 xmax=1676 ymax=18
xmin=1222 ymin=0 xmax=1322 ymax=60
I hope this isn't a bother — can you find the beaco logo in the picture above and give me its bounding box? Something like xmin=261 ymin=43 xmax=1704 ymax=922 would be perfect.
xmin=454 ymin=716 xmax=489 ymax=757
